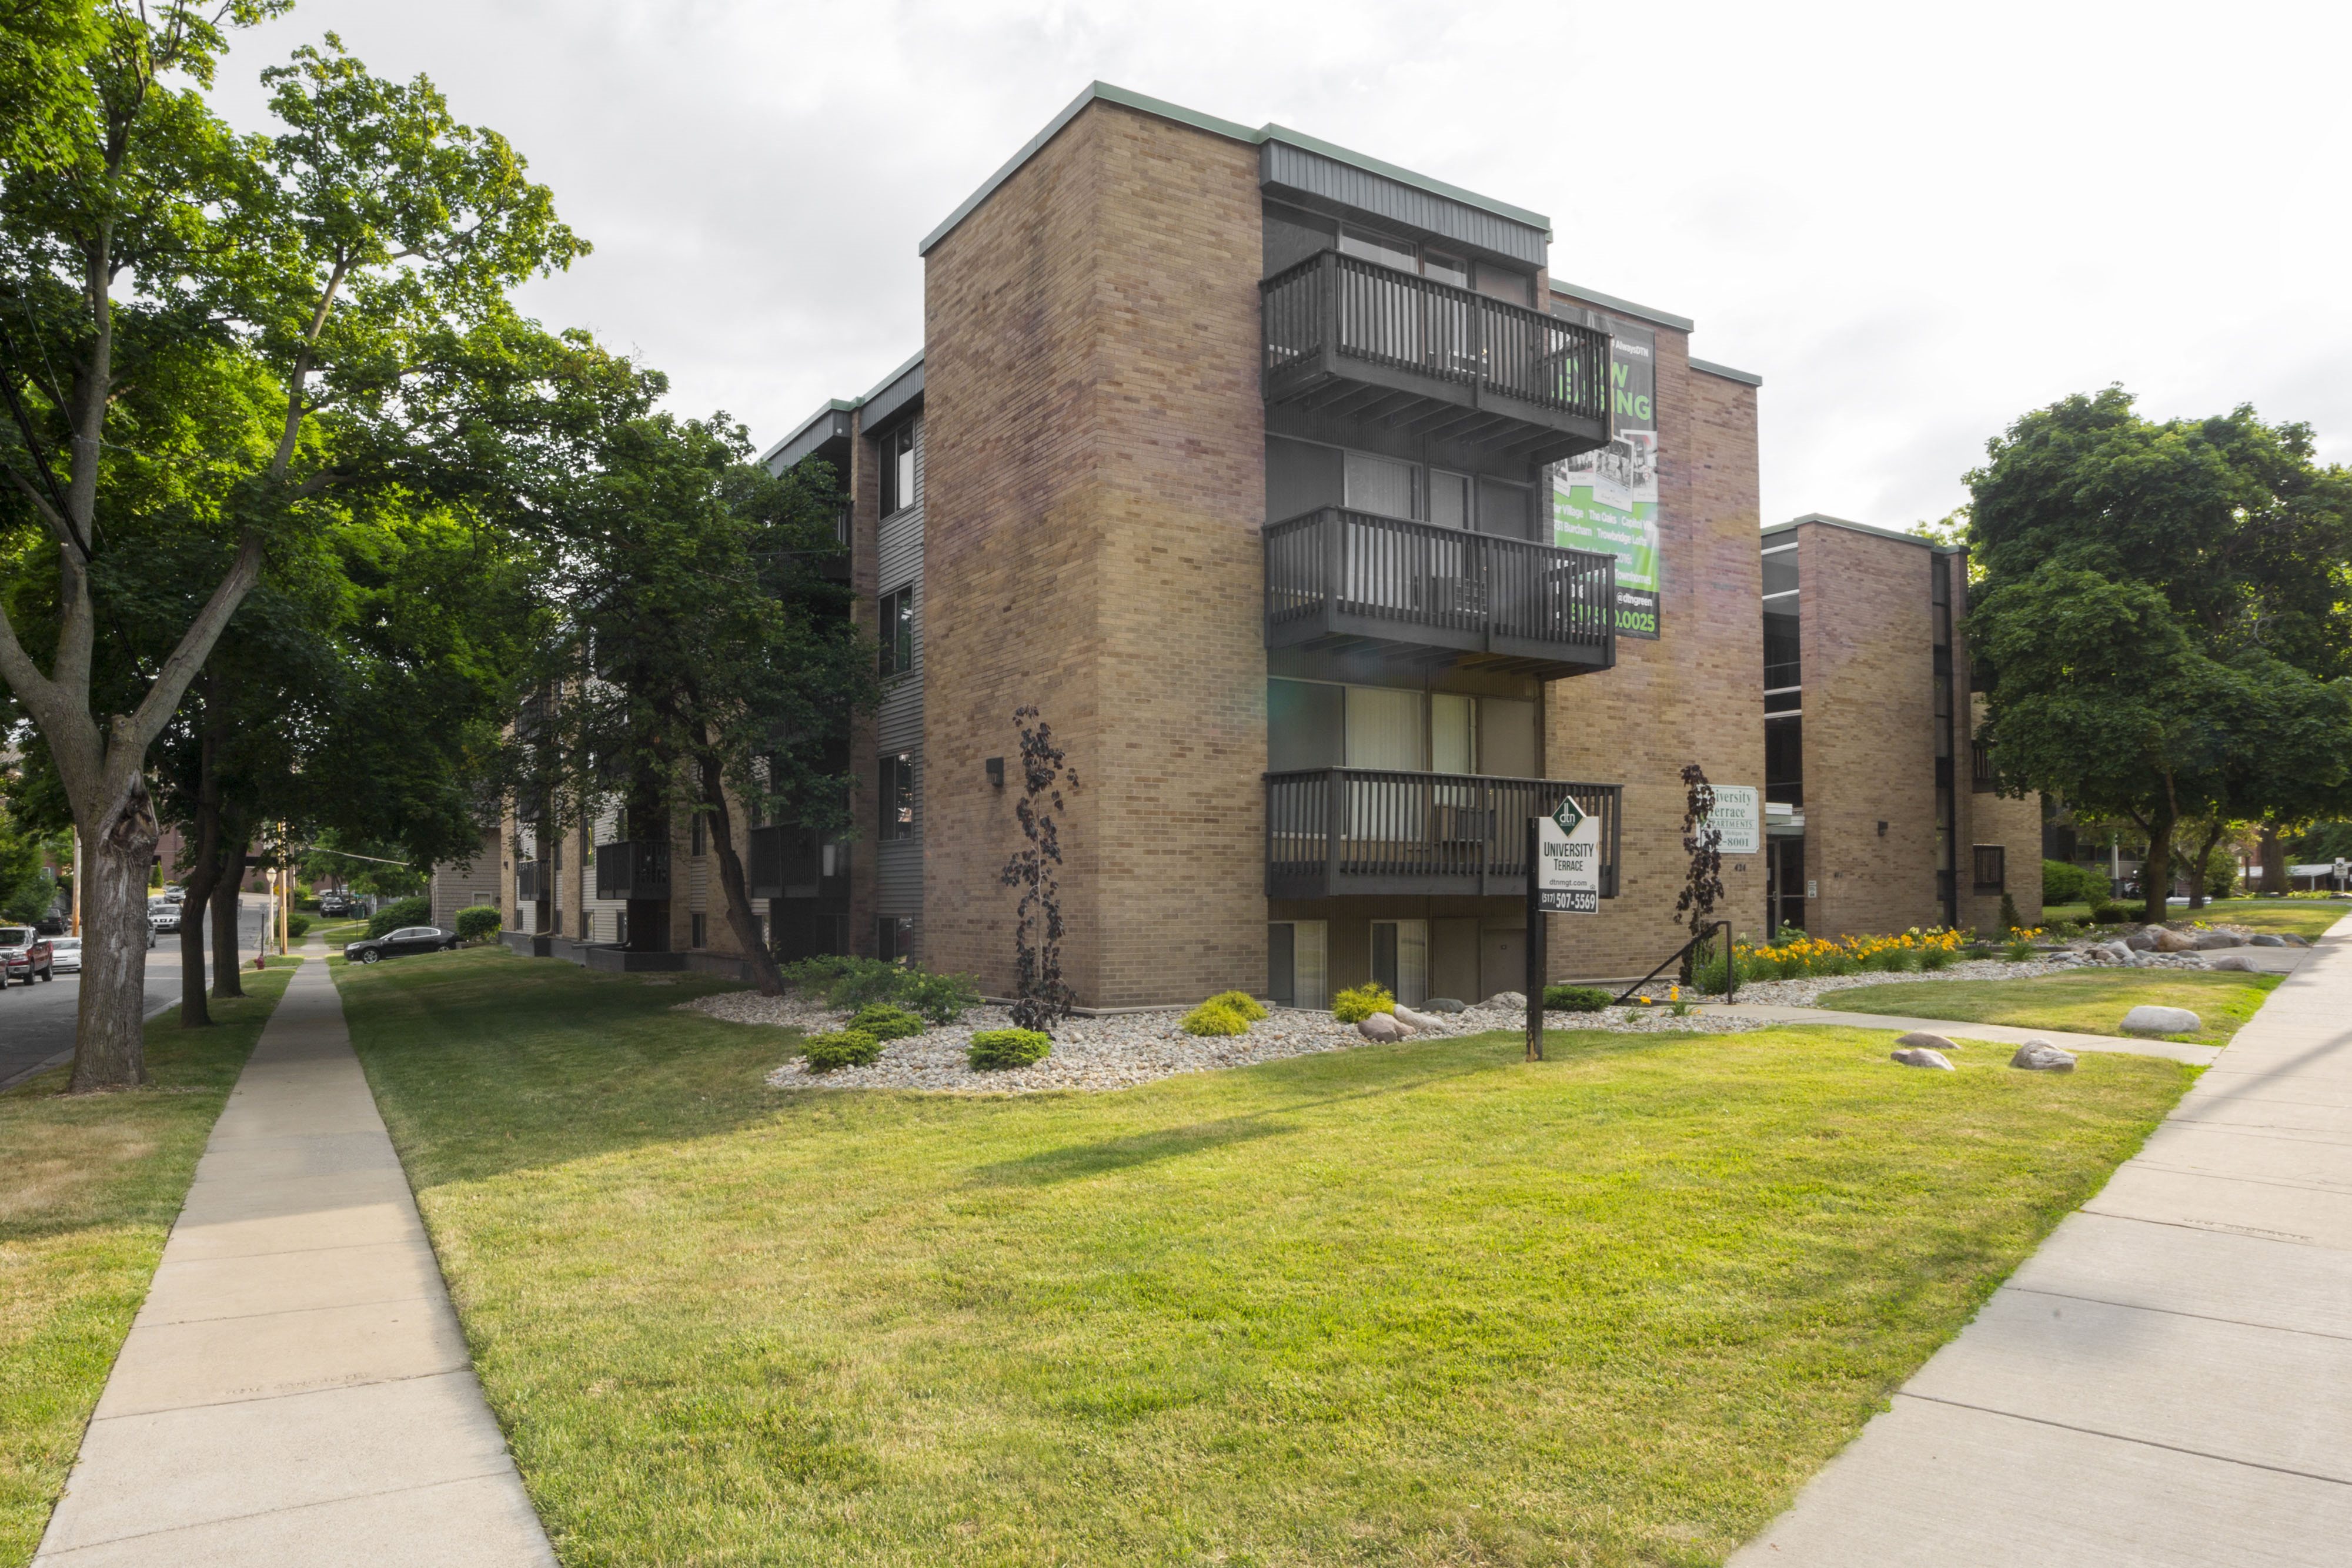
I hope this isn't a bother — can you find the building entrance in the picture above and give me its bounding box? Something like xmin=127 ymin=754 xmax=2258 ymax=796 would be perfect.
xmin=1766 ymin=835 xmax=1807 ymax=937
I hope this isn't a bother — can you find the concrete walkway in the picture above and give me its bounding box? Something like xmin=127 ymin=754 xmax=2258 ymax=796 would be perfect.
xmin=1692 ymin=1003 xmax=2220 ymax=1065
xmin=1729 ymin=917 xmax=2352 ymax=1565
xmin=34 ymin=959 xmax=554 ymax=1567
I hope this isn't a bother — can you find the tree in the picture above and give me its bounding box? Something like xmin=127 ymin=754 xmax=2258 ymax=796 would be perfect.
xmin=0 ymin=9 xmax=590 ymax=1085
xmin=1968 ymin=390 xmax=2352 ymax=922
xmin=1001 ymin=706 xmax=1079 ymax=1033
xmin=530 ymin=412 xmax=867 ymax=995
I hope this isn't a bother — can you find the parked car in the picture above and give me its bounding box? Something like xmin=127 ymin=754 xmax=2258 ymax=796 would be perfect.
xmin=49 ymin=937 xmax=81 ymax=974
xmin=0 ymin=926 xmax=56 ymax=985
xmin=148 ymin=900 xmax=181 ymax=934
xmin=343 ymin=925 xmax=459 ymax=964
xmin=316 ymin=892 xmax=357 ymax=917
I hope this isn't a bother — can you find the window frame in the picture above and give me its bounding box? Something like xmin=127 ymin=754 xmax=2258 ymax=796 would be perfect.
xmin=1972 ymin=844 xmax=2007 ymax=894
xmin=876 ymin=423 xmax=917 ymax=517
xmin=879 ymin=584 xmax=915 ymax=678
xmin=878 ymin=751 xmax=915 ymax=841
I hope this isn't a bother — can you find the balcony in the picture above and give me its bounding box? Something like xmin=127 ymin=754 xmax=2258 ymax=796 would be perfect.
xmin=515 ymin=860 xmax=544 ymax=902
xmin=1261 ymin=250 xmax=1611 ymax=464
xmin=1264 ymin=506 xmax=1615 ymax=677
xmin=1266 ymin=768 xmax=1621 ymax=900
xmin=594 ymin=839 xmax=671 ymax=901
xmin=747 ymin=825 xmax=851 ymax=901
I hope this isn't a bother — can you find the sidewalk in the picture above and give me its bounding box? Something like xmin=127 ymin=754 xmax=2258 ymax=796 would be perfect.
xmin=1729 ymin=918 xmax=2352 ymax=1565
xmin=33 ymin=959 xmax=553 ymax=1567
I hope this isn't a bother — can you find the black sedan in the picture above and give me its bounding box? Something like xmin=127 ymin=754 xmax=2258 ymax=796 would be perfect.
xmin=343 ymin=924 xmax=460 ymax=964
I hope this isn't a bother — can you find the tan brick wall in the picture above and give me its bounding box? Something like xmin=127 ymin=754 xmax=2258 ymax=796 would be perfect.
xmin=1953 ymin=563 xmax=2043 ymax=930
xmin=921 ymin=100 xmax=1267 ymax=1007
xmin=1543 ymin=329 xmax=1769 ymax=979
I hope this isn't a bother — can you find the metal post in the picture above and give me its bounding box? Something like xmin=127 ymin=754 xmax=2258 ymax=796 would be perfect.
xmin=1524 ymin=816 xmax=1543 ymax=1063
xmin=1723 ymin=920 xmax=1738 ymax=1001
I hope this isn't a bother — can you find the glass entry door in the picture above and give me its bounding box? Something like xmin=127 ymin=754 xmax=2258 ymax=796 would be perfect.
xmin=1767 ymin=837 xmax=1808 ymax=937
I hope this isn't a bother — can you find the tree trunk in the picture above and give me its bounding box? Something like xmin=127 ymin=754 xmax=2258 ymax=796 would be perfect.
xmin=68 ymin=783 xmax=161 ymax=1091
xmin=178 ymin=722 xmax=224 ymax=1028
xmin=2141 ymin=803 xmax=2176 ymax=926
xmin=2261 ymin=820 xmax=2288 ymax=898
xmin=697 ymin=751 xmax=784 ymax=995
xmin=2184 ymin=821 xmax=2228 ymax=911
xmin=211 ymin=837 xmax=248 ymax=998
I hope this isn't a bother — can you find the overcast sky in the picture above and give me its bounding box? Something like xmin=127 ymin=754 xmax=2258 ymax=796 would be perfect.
xmin=212 ymin=0 xmax=2351 ymax=530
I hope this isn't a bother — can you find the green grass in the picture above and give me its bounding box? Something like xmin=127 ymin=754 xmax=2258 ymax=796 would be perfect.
xmin=312 ymin=918 xmax=368 ymax=946
xmin=1826 ymin=969 xmax=2280 ymax=1047
xmin=335 ymin=949 xmax=2195 ymax=1567
xmin=2188 ymin=898 xmax=2347 ymax=938
xmin=2041 ymin=901 xmax=2092 ymax=925
xmin=1 ymin=960 xmax=298 ymax=1566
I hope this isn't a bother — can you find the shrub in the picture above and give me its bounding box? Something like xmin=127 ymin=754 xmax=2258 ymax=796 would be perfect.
xmin=847 ymin=1003 xmax=926 ymax=1041
xmin=1180 ymin=999 xmax=1252 ymax=1037
xmin=2042 ymin=860 xmax=2106 ymax=907
xmin=967 ymin=1028 xmax=1050 ymax=1070
xmin=1331 ymin=982 xmax=1394 ymax=1023
xmin=896 ymin=968 xmax=981 ymax=1025
xmin=2003 ymin=925 xmax=2044 ymax=962
xmin=366 ymin=895 xmax=433 ymax=940
xmin=1999 ymin=892 xmax=2024 ymax=934
xmin=801 ymin=1030 xmax=883 ymax=1072
xmin=2203 ymin=843 xmax=2239 ymax=901
xmin=780 ymin=955 xmax=980 ymax=1025
xmin=454 ymin=905 xmax=503 ymax=943
xmin=2090 ymin=900 xmax=2133 ymax=925
xmin=1201 ymin=989 xmax=1268 ymax=1022
xmin=285 ymin=913 xmax=312 ymax=940
xmin=1919 ymin=943 xmax=1955 ymax=971
xmin=1543 ymin=984 xmax=1612 ymax=1012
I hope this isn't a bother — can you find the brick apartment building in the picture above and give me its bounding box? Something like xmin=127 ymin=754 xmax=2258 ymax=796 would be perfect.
xmin=499 ymin=83 xmax=2023 ymax=1002
xmin=1760 ymin=514 xmax=2040 ymax=938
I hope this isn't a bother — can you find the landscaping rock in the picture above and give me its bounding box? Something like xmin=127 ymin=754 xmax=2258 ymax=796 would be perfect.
xmin=2121 ymin=1004 xmax=2202 ymax=1036
xmin=2284 ymin=934 xmax=2313 ymax=947
xmin=1895 ymin=1030 xmax=1959 ymax=1053
xmin=2124 ymin=930 xmax=2159 ymax=952
xmin=2010 ymin=1040 xmax=2077 ymax=1072
xmin=1392 ymin=1005 xmax=1444 ymax=1032
xmin=1358 ymin=1012 xmax=1408 ymax=1042
xmin=2250 ymin=933 xmax=2288 ymax=948
xmin=2191 ymin=930 xmax=2242 ymax=950
xmin=1487 ymin=991 xmax=1526 ymax=1011
xmin=2152 ymin=928 xmax=2199 ymax=953
xmin=2207 ymin=954 xmax=2259 ymax=972
xmin=1424 ymin=997 xmax=1467 ymax=1014
xmin=1890 ymin=1047 xmax=1955 ymax=1071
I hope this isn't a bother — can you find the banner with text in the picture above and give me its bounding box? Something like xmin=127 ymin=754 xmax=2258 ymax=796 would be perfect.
xmin=1550 ymin=316 xmax=1661 ymax=639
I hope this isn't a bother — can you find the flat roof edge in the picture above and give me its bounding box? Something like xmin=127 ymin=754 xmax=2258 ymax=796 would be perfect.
xmin=920 ymin=81 xmax=1553 ymax=257
xmin=1689 ymin=356 xmax=1762 ymax=387
xmin=1768 ymin=512 xmax=1961 ymax=551
xmin=1551 ymin=282 xmax=1695 ymax=334
xmin=757 ymin=398 xmax=860 ymax=469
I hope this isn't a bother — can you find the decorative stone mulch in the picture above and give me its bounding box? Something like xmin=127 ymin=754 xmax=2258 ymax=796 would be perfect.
xmin=681 ymin=991 xmax=1762 ymax=1096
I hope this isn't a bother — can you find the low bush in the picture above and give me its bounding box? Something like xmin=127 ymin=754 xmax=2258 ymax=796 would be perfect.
xmin=1919 ymin=944 xmax=1956 ymax=971
xmin=2003 ymin=926 xmax=2044 ymax=962
xmin=780 ymin=955 xmax=980 ymax=1025
xmin=1331 ymin=982 xmax=1394 ymax=1023
xmin=1201 ymin=990 xmax=1268 ymax=1022
xmin=2090 ymin=900 xmax=2134 ymax=924
xmin=801 ymin=1030 xmax=883 ymax=1073
xmin=285 ymin=913 xmax=312 ymax=940
xmin=366 ymin=895 xmax=433 ymax=940
xmin=1998 ymin=892 xmax=2024 ymax=934
xmin=2042 ymin=860 xmax=2106 ymax=907
xmin=1543 ymin=984 xmax=1612 ymax=1012
xmin=1861 ymin=944 xmax=1918 ymax=973
xmin=455 ymin=905 xmax=503 ymax=943
xmin=847 ymin=1003 xmax=927 ymax=1041
xmin=967 ymin=1028 xmax=1050 ymax=1071
xmin=896 ymin=968 xmax=981 ymax=1025
xmin=1180 ymin=998 xmax=1253 ymax=1037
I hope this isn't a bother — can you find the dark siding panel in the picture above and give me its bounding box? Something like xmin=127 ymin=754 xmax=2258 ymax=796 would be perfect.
xmin=1261 ymin=142 xmax=1546 ymax=266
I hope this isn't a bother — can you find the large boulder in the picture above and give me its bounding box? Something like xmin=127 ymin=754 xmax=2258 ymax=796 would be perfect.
xmin=2249 ymin=933 xmax=2288 ymax=948
xmin=2123 ymin=929 xmax=2159 ymax=952
xmin=1486 ymin=991 xmax=1526 ymax=1012
xmin=2284 ymin=934 xmax=2314 ymax=948
xmin=2191 ymin=929 xmax=2241 ymax=950
xmin=2207 ymin=954 xmax=2259 ymax=973
xmin=1392 ymin=1005 xmax=1445 ymax=1032
xmin=1895 ymin=1030 xmax=1958 ymax=1054
xmin=1357 ymin=1011 xmax=1408 ymax=1042
xmin=1424 ymin=997 xmax=1467 ymax=1014
xmin=1890 ymin=1047 xmax=1955 ymax=1071
xmin=2121 ymin=1004 xmax=2202 ymax=1036
xmin=2011 ymin=1039 xmax=2078 ymax=1072
xmin=2152 ymin=928 xmax=2199 ymax=953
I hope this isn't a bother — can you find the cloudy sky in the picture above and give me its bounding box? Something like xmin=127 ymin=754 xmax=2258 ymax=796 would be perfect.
xmin=213 ymin=0 xmax=2351 ymax=529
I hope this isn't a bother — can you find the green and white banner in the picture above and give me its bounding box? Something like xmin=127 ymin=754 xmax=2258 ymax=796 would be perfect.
xmin=1551 ymin=316 xmax=1661 ymax=639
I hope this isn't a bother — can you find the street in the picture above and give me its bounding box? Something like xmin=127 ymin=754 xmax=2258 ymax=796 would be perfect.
xmin=0 ymin=895 xmax=275 ymax=1089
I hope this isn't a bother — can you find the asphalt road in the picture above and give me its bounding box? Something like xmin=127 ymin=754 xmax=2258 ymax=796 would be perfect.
xmin=0 ymin=897 xmax=273 ymax=1091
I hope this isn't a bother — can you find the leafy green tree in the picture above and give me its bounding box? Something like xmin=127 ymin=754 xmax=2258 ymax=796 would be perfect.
xmin=0 ymin=6 xmax=593 ymax=1086
xmin=1969 ymin=390 xmax=2352 ymax=922
xmin=531 ymin=414 xmax=867 ymax=994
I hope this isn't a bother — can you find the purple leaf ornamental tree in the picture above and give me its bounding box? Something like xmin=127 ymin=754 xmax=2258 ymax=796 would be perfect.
xmin=1000 ymin=707 xmax=1081 ymax=1034
xmin=1675 ymin=763 xmax=1726 ymax=974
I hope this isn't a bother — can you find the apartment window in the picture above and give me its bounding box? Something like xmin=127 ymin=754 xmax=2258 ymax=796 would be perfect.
xmin=1370 ymin=919 xmax=1429 ymax=1008
xmin=1972 ymin=739 xmax=1997 ymax=793
xmin=1973 ymin=845 xmax=2007 ymax=894
xmin=1764 ymin=714 xmax=1803 ymax=807
xmin=1343 ymin=450 xmax=1419 ymax=521
xmin=879 ymin=752 xmax=914 ymax=840
xmin=1421 ymin=250 xmax=1469 ymax=289
xmin=1339 ymin=225 xmax=1419 ymax=273
xmin=1268 ymin=679 xmax=1537 ymax=777
xmin=877 ymin=423 xmax=916 ymax=516
xmin=690 ymin=911 xmax=707 ymax=948
xmin=878 ymin=915 xmax=913 ymax=963
xmin=1428 ymin=469 xmax=1473 ymax=530
xmin=690 ymin=814 xmax=705 ymax=856
xmin=1268 ymin=921 xmax=1328 ymax=1010
xmin=1762 ymin=541 xmax=1799 ymax=710
xmin=880 ymin=585 xmax=914 ymax=677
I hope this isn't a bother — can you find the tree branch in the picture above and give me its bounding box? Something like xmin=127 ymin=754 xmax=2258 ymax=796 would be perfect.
xmin=123 ymin=528 xmax=265 ymax=754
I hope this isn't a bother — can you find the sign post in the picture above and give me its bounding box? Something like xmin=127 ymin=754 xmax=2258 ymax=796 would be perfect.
xmin=1526 ymin=797 xmax=1603 ymax=1063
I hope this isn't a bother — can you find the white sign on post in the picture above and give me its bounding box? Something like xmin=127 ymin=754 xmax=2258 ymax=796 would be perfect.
xmin=1705 ymin=785 xmax=1761 ymax=855
xmin=1538 ymin=796 xmax=1601 ymax=914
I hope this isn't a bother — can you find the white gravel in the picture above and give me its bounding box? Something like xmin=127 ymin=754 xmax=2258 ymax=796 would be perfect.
xmin=1713 ymin=947 xmax=2221 ymax=1009
xmin=681 ymin=990 xmax=1763 ymax=1096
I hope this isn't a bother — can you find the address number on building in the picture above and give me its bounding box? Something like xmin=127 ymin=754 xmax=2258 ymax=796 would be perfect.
xmin=1536 ymin=798 xmax=1601 ymax=915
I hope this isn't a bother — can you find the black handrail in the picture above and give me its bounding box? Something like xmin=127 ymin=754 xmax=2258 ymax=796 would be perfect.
xmin=1613 ymin=921 xmax=1739 ymax=1005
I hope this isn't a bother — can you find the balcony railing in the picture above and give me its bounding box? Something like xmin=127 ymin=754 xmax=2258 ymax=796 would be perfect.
xmin=1265 ymin=506 xmax=1614 ymax=676
xmin=594 ymin=838 xmax=671 ymax=901
xmin=516 ymin=860 xmax=543 ymax=902
xmin=1261 ymin=251 xmax=1611 ymax=462
xmin=1266 ymin=768 xmax=1621 ymax=900
xmin=747 ymin=825 xmax=851 ymax=901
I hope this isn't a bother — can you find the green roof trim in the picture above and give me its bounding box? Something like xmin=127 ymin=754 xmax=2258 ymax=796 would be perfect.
xmin=919 ymin=82 xmax=1551 ymax=257
xmin=1549 ymin=281 xmax=1695 ymax=334
xmin=1689 ymin=356 xmax=1762 ymax=387
xmin=1765 ymin=512 xmax=1961 ymax=553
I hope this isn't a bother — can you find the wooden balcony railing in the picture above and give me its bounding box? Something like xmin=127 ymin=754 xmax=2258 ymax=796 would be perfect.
xmin=1264 ymin=506 xmax=1614 ymax=674
xmin=594 ymin=838 xmax=671 ymax=901
xmin=1265 ymin=768 xmax=1621 ymax=900
xmin=1261 ymin=251 xmax=1611 ymax=460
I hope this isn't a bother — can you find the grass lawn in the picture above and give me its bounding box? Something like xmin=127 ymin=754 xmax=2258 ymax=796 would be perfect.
xmin=311 ymin=918 xmax=368 ymax=947
xmin=1 ymin=960 xmax=298 ymax=1566
xmin=338 ymin=950 xmax=2194 ymax=1567
xmin=2041 ymin=901 xmax=2091 ymax=925
xmin=2189 ymin=898 xmax=2348 ymax=938
xmin=1826 ymin=969 xmax=2279 ymax=1047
